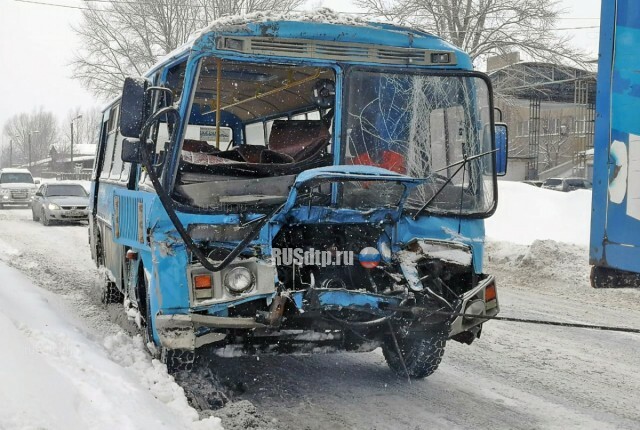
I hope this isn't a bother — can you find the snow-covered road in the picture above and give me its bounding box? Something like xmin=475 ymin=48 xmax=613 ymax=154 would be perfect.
xmin=1 ymin=199 xmax=639 ymax=429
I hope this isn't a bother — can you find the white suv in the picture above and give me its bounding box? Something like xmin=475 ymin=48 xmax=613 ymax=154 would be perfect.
xmin=0 ymin=168 xmax=39 ymax=208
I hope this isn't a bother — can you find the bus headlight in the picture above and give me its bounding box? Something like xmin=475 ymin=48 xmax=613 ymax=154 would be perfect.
xmin=224 ymin=267 xmax=254 ymax=293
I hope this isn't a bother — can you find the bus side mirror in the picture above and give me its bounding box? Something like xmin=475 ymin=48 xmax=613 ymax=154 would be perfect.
xmin=119 ymin=77 xmax=151 ymax=138
xmin=495 ymin=123 xmax=509 ymax=176
xmin=121 ymin=138 xmax=144 ymax=163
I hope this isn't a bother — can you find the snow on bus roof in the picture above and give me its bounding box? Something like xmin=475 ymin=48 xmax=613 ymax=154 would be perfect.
xmin=195 ymin=7 xmax=369 ymax=36
xmin=110 ymin=8 xmax=440 ymax=110
xmin=147 ymin=8 xmax=370 ymax=73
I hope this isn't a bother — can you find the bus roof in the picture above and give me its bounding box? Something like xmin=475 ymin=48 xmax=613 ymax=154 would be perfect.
xmin=147 ymin=8 xmax=471 ymax=75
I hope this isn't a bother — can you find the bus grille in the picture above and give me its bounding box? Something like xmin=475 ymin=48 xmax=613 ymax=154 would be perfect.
xmin=115 ymin=195 xmax=145 ymax=244
xmin=217 ymin=37 xmax=456 ymax=66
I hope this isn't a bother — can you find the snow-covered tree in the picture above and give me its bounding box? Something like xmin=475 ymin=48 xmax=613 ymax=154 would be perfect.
xmin=1 ymin=108 xmax=58 ymax=167
xmin=72 ymin=0 xmax=305 ymax=99
xmin=354 ymin=0 xmax=587 ymax=67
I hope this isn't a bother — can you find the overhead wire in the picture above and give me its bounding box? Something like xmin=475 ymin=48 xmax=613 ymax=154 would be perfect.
xmin=12 ymin=0 xmax=602 ymax=31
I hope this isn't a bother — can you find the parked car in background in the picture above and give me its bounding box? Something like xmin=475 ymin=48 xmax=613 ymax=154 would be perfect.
xmin=31 ymin=182 xmax=89 ymax=225
xmin=0 ymin=168 xmax=39 ymax=208
xmin=542 ymin=177 xmax=592 ymax=192
xmin=523 ymin=180 xmax=544 ymax=187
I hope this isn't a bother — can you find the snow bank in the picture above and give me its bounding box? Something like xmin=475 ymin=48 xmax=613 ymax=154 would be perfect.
xmin=486 ymin=182 xmax=592 ymax=246
xmin=0 ymin=262 xmax=222 ymax=430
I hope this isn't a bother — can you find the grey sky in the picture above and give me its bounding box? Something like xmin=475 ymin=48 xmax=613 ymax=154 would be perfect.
xmin=0 ymin=0 xmax=601 ymax=148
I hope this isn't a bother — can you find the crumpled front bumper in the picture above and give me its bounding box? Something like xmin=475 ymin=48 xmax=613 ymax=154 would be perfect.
xmin=154 ymin=289 xmax=402 ymax=351
xmin=154 ymin=313 xmax=265 ymax=350
xmin=449 ymin=274 xmax=499 ymax=337
xmin=154 ymin=278 xmax=498 ymax=351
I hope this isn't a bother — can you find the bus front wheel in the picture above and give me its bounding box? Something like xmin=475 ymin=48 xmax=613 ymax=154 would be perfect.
xmin=382 ymin=328 xmax=447 ymax=379
xmin=139 ymin=268 xmax=195 ymax=373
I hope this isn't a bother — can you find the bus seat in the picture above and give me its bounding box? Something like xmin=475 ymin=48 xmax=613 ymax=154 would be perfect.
xmin=182 ymin=139 xmax=219 ymax=154
xmin=269 ymin=120 xmax=329 ymax=161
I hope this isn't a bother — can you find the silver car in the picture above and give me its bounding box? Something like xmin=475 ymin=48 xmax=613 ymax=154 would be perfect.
xmin=542 ymin=177 xmax=592 ymax=192
xmin=31 ymin=183 xmax=90 ymax=225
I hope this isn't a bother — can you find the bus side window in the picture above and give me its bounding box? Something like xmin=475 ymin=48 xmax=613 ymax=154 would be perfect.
xmin=110 ymin=133 xmax=125 ymax=180
xmin=93 ymin=115 xmax=109 ymax=181
xmin=100 ymin=104 xmax=120 ymax=180
xmin=245 ymin=122 xmax=266 ymax=146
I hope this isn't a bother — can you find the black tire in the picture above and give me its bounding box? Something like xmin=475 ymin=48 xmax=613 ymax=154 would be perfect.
xmin=591 ymin=265 xmax=640 ymax=288
xmin=41 ymin=209 xmax=51 ymax=226
xmin=139 ymin=267 xmax=195 ymax=373
xmin=0 ymin=203 xmax=4 ymax=210
xmin=161 ymin=348 xmax=196 ymax=373
xmin=101 ymin=274 xmax=124 ymax=304
xmin=382 ymin=329 xmax=447 ymax=379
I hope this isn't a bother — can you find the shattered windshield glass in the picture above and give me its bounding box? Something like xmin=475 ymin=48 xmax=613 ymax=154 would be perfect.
xmin=343 ymin=70 xmax=496 ymax=216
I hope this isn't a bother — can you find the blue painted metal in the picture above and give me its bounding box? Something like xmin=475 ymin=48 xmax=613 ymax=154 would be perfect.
xmin=495 ymin=124 xmax=508 ymax=176
xmin=94 ymin=17 xmax=499 ymax=346
xmin=590 ymin=0 xmax=640 ymax=274
xmin=315 ymin=290 xmax=401 ymax=312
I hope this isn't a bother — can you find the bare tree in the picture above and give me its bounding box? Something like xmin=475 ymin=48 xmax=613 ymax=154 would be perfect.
xmin=2 ymin=108 xmax=58 ymax=167
xmin=538 ymin=113 xmax=571 ymax=170
xmin=355 ymin=0 xmax=587 ymax=67
xmin=72 ymin=0 xmax=305 ymax=99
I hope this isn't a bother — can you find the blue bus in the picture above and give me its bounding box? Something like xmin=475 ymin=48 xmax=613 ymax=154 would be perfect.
xmin=89 ymin=13 xmax=508 ymax=377
xmin=590 ymin=0 xmax=640 ymax=288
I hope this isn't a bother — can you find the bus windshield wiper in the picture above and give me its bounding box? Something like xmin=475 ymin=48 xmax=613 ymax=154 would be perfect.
xmin=412 ymin=148 xmax=497 ymax=220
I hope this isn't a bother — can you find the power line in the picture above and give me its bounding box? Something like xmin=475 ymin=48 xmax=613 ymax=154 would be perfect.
xmin=12 ymin=0 xmax=602 ymax=32
xmin=15 ymin=0 xmax=90 ymax=10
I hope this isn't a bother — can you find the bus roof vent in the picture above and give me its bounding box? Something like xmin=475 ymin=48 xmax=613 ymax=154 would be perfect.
xmin=249 ymin=39 xmax=306 ymax=55
xmin=217 ymin=36 xmax=456 ymax=66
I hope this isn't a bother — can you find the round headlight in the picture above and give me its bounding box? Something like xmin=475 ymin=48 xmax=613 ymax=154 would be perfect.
xmin=223 ymin=267 xmax=254 ymax=293
xmin=48 ymin=203 xmax=61 ymax=210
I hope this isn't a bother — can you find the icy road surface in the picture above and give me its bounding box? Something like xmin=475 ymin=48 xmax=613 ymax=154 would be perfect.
xmin=0 ymin=198 xmax=639 ymax=429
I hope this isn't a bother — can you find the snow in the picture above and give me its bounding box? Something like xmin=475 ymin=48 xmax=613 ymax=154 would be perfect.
xmin=0 ymin=261 xmax=222 ymax=430
xmin=1 ymin=177 xmax=638 ymax=429
xmin=38 ymin=177 xmax=92 ymax=193
xmin=150 ymin=8 xmax=369 ymax=73
xmin=195 ymin=7 xmax=367 ymax=37
xmin=486 ymin=181 xmax=592 ymax=246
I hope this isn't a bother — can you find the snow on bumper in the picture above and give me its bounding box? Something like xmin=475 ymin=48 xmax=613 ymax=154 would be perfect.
xmin=154 ymin=313 xmax=266 ymax=350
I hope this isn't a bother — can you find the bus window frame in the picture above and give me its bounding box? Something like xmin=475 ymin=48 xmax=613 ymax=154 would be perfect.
xmin=341 ymin=65 xmax=498 ymax=219
xmin=100 ymin=103 xmax=121 ymax=181
xmin=163 ymin=54 xmax=343 ymax=195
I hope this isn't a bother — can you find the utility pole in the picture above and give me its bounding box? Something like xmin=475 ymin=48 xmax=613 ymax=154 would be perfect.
xmin=9 ymin=138 xmax=13 ymax=167
xmin=28 ymin=130 xmax=39 ymax=172
xmin=70 ymin=114 xmax=82 ymax=174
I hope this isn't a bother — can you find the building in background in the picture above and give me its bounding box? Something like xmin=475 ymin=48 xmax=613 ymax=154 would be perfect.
xmin=489 ymin=53 xmax=596 ymax=181
xmin=25 ymin=143 xmax=95 ymax=179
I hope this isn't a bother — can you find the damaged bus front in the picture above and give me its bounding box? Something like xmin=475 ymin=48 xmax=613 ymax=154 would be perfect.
xmin=89 ymin=15 xmax=508 ymax=378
